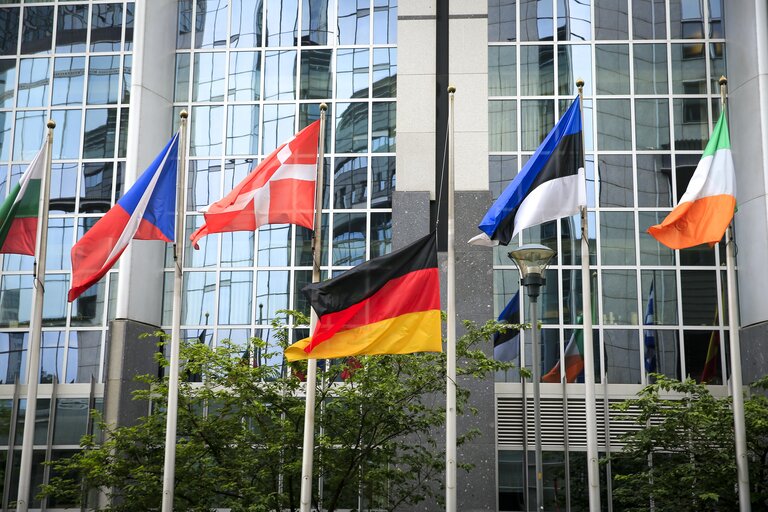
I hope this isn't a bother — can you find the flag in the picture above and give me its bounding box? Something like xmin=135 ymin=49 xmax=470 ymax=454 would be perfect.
xmin=648 ymin=111 xmax=735 ymax=249
xmin=285 ymin=232 xmax=442 ymax=361
xmin=190 ymin=121 xmax=320 ymax=248
xmin=494 ymin=291 xmax=520 ymax=362
xmin=0 ymin=145 xmax=46 ymax=256
xmin=470 ymin=95 xmax=585 ymax=246
xmin=644 ymin=282 xmax=657 ymax=373
xmin=68 ymin=133 xmax=179 ymax=302
xmin=542 ymin=325 xmax=584 ymax=383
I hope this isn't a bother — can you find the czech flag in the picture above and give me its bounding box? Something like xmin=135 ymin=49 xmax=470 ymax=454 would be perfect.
xmin=68 ymin=132 xmax=179 ymax=302
xmin=285 ymin=232 xmax=442 ymax=361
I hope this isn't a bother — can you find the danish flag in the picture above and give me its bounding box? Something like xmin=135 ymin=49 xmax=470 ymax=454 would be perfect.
xmin=190 ymin=121 xmax=320 ymax=248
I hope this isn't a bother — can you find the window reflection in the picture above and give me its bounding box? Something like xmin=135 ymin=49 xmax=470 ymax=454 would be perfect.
xmin=680 ymin=271 xmax=718 ymax=325
xmin=183 ymin=215 xmax=219 ymax=268
xmin=193 ymin=52 xmax=226 ymax=102
xmin=0 ymin=113 xmax=10 ymax=160
xmin=45 ymin=218 xmax=73 ymax=271
xmin=52 ymin=57 xmax=85 ymax=106
xmin=598 ymin=154 xmax=633 ymax=207
xmin=601 ymin=270 xmax=637 ymax=325
xmin=40 ymin=332 xmax=66 ymax=383
xmin=489 ymin=0 xmax=516 ymax=43
xmin=595 ymin=45 xmax=629 ymax=95
xmin=338 ymin=0 xmax=370 ymax=45
xmin=221 ymin=231 xmax=254 ymax=267
xmin=674 ymin=98 xmax=708 ymax=150
xmin=645 ymin=330 xmax=680 ymax=381
xmin=231 ymin=0 xmax=263 ymax=47
xmin=370 ymin=156 xmax=393 ymax=208
xmin=372 ymin=0 xmax=396 ymax=44
xmin=521 ymin=99 xmax=553 ymax=151
xmin=488 ymin=46 xmax=515 ymax=97
xmin=520 ymin=45 xmax=553 ymax=96
xmin=0 ymin=8 xmax=20 ymax=56
xmin=603 ymin=330 xmax=641 ymax=384
xmin=0 ymin=276 xmax=34 ymax=326
xmin=14 ymin=111 xmax=46 ymax=161
xmin=489 ymin=155 xmax=517 ymax=200
xmin=219 ymin=271 xmax=253 ymax=325
xmin=125 ymin=2 xmax=134 ymax=50
xmin=257 ymin=224 xmax=291 ymax=266
xmin=91 ymin=3 xmax=123 ymax=52
xmin=636 ymin=154 xmax=672 ymax=207
xmin=519 ymin=0 xmax=553 ymax=42
xmin=177 ymin=0 xmax=194 ymax=48
xmin=83 ymin=108 xmax=118 ymax=159
xmin=188 ymin=159 xmax=221 ymax=210
xmin=670 ymin=0 xmax=704 ymax=40
xmin=21 ymin=6 xmax=54 ymax=55
xmin=300 ymin=49 xmax=332 ymax=100
xmin=53 ymin=398 xmax=89 ymax=443
xmin=79 ymin=162 xmax=114 ymax=214
xmin=632 ymin=0 xmax=666 ymax=39
xmin=122 ymin=55 xmax=131 ymax=102
xmin=51 ymin=110 xmax=82 ymax=160
xmin=334 ymin=156 xmax=367 ymax=209
xmin=370 ymin=212 xmax=391 ymax=257
xmin=638 ymin=212 xmax=675 ymax=265
xmin=634 ymin=43 xmax=668 ymax=94
xmin=182 ymin=271 xmax=217 ymax=325
xmin=264 ymin=50 xmax=297 ymax=100
xmin=558 ymin=0 xmax=591 ymax=42
xmin=636 ymin=99 xmax=670 ymax=150
xmin=596 ymin=99 xmax=630 ymax=151
xmin=302 ymin=0 xmax=332 ymax=45
xmin=175 ymin=53 xmax=190 ymax=102
xmin=336 ymin=102 xmax=368 ymax=153
xmin=66 ymin=331 xmax=102 ymax=383
xmin=195 ymin=0 xmax=228 ymax=48
xmin=641 ymin=270 xmax=678 ymax=325
xmin=684 ymin=329 xmax=723 ymax=384
xmin=229 ymin=51 xmax=261 ymax=101
xmin=227 ymin=105 xmax=260 ymax=155
xmin=595 ymin=0 xmax=628 ymax=40
xmin=371 ymin=102 xmax=395 ymax=152
xmin=17 ymin=58 xmax=50 ymax=108
xmin=600 ymin=211 xmax=636 ymax=265
xmin=490 ymin=100 xmax=516 ymax=152
xmin=558 ymin=44 xmax=591 ymax=95
xmin=191 ymin=105 xmax=223 ymax=156
xmin=256 ymin=270 xmax=289 ymax=322
xmin=671 ymin=43 xmax=705 ymax=94
xmin=332 ymin=213 xmax=366 ymax=266
xmin=56 ymin=4 xmax=88 ymax=53
xmin=266 ymin=0 xmax=298 ymax=46
xmin=0 ymin=333 xmax=27 ymax=384
xmin=43 ymin=274 xmax=69 ymax=327
xmin=261 ymin=103 xmax=294 ymax=154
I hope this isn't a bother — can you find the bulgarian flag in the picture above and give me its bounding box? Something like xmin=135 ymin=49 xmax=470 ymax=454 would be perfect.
xmin=542 ymin=326 xmax=584 ymax=383
xmin=648 ymin=111 xmax=736 ymax=249
xmin=0 ymin=145 xmax=47 ymax=256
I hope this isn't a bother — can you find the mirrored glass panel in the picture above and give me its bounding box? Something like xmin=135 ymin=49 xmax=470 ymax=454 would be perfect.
xmin=83 ymin=108 xmax=117 ymax=159
xmin=195 ymin=0 xmax=228 ymax=48
xmin=634 ymin=43 xmax=668 ymax=94
xmin=0 ymin=332 xmax=26 ymax=383
xmin=372 ymin=0 xmax=396 ymax=44
xmin=520 ymin=0 xmax=553 ymax=42
xmin=558 ymin=0 xmax=591 ymax=41
xmin=332 ymin=212 xmax=367 ymax=266
xmin=641 ymin=269 xmax=678 ymax=325
xmin=21 ymin=6 xmax=53 ymax=55
xmin=87 ymin=55 xmax=120 ymax=105
xmin=603 ymin=329 xmax=641 ymax=383
xmin=227 ymin=104 xmax=260 ymax=156
xmin=372 ymin=48 xmax=396 ymax=98
xmin=489 ymin=46 xmax=516 ymax=97
xmin=266 ymin=0 xmax=298 ymax=46
xmin=670 ymin=0 xmax=704 ymax=40
xmin=595 ymin=44 xmax=629 ymax=94
xmin=0 ymin=8 xmax=20 ymax=56
xmin=489 ymin=0 xmax=516 ymax=42
xmin=489 ymin=100 xmax=516 ymax=152
xmin=264 ymin=50 xmax=296 ymax=100
xmin=521 ymin=99 xmax=554 ymax=151
xmin=338 ymin=0 xmax=370 ymax=44
xmin=52 ymin=56 xmax=84 ymax=106
xmin=228 ymin=51 xmax=260 ymax=101
xmin=182 ymin=271 xmax=217 ymax=325
xmin=193 ymin=52 xmax=226 ymax=102
xmin=71 ymin=279 xmax=105 ymax=327
xmin=336 ymin=102 xmax=368 ymax=153
xmin=370 ymin=156 xmax=394 ymax=209
xmin=602 ymin=270 xmax=637 ymax=325
xmin=17 ymin=58 xmax=50 ymax=108
xmin=370 ymin=211 xmax=391 ymax=257
xmin=520 ymin=45 xmax=554 ymax=96
xmin=371 ymin=102 xmax=395 ymax=153
xmin=673 ymin=98 xmax=708 ymax=151
xmin=635 ymin=99 xmax=670 ymax=150
xmin=600 ymin=211 xmax=636 ymax=265
xmin=261 ymin=103 xmax=294 ymax=154
xmin=558 ymin=44 xmax=591 ymax=96
xmin=190 ymin=105 xmax=223 ymax=156
xmin=231 ymin=0 xmax=263 ymax=47
xmin=336 ymin=49 xmax=370 ymax=100
xmin=671 ymin=43 xmax=706 ymax=94
xmin=636 ymin=154 xmax=672 ymax=207
xmin=51 ymin=109 xmax=82 ymax=160
xmin=13 ymin=110 xmax=46 ymax=161
xmin=596 ymin=99 xmax=630 ymax=150
xmin=334 ymin=156 xmax=368 ymax=209
xmin=632 ymin=0 xmax=666 ymax=39
xmin=221 ymin=230 xmax=254 ymax=267
xmin=255 ymin=270 xmax=289 ymax=322
xmin=90 ymin=3 xmax=123 ymax=52
xmin=594 ymin=0 xmax=628 ymax=40
xmin=219 ymin=271 xmax=253 ymax=325
xmin=598 ymin=154 xmax=633 ymax=207
xmin=56 ymin=4 xmax=88 ymax=53
xmin=258 ymin=224 xmax=291 ymax=266
xmin=680 ymin=270 xmax=718 ymax=326
xmin=303 ymin=0 xmax=332 ymax=45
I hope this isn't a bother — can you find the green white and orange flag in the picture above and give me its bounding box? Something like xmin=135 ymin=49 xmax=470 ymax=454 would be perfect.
xmin=648 ymin=111 xmax=736 ymax=249
xmin=542 ymin=326 xmax=584 ymax=383
xmin=285 ymin=232 xmax=442 ymax=361
xmin=0 ymin=145 xmax=47 ymax=256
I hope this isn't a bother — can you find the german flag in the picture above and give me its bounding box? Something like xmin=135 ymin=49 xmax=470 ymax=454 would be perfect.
xmin=285 ymin=232 xmax=442 ymax=361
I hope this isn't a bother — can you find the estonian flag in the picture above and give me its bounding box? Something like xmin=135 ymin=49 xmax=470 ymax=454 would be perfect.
xmin=494 ymin=291 xmax=520 ymax=362
xmin=285 ymin=232 xmax=442 ymax=361
xmin=470 ymin=95 xmax=585 ymax=246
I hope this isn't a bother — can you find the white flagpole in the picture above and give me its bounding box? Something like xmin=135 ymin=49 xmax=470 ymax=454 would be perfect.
xmin=16 ymin=120 xmax=55 ymax=512
xmin=161 ymin=110 xmax=188 ymax=512
xmin=576 ymin=79 xmax=601 ymax=512
xmin=445 ymin=85 xmax=457 ymax=512
xmin=720 ymin=76 xmax=751 ymax=512
xmin=299 ymin=103 xmax=328 ymax=512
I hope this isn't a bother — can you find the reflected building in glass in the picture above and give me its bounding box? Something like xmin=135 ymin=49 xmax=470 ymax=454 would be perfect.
xmin=0 ymin=0 xmax=767 ymax=510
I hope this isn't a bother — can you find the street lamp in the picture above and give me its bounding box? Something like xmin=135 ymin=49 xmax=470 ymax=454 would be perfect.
xmin=508 ymin=243 xmax=556 ymax=512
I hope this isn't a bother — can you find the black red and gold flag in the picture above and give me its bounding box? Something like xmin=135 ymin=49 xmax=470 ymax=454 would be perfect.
xmin=285 ymin=232 xmax=442 ymax=361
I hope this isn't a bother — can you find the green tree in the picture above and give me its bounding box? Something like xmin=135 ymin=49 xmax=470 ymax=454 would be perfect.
xmin=41 ymin=313 xmax=513 ymax=511
xmin=607 ymin=374 xmax=768 ymax=512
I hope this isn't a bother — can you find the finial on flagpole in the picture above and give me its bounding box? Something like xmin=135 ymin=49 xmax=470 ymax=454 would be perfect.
xmin=320 ymin=103 xmax=328 ymax=111
xmin=47 ymin=120 xmax=56 ymax=130
xmin=719 ymin=76 xmax=728 ymax=86
xmin=576 ymin=78 xmax=585 ymax=89
xmin=447 ymin=85 xmax=456 ymax=94
xmin=180 ymin=110 xmax=188 ymax=119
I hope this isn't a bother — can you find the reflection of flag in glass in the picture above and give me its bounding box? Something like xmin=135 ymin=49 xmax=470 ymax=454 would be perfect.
xmin=700 ymin=329 xmax=720 ymax=384
xmin=494 ymin=291 xmax=520 ymax=362
xmin=542 ymin=322 xmax=584 ymax=383
xmin=644 ymin=282 xmax=657 ymax=373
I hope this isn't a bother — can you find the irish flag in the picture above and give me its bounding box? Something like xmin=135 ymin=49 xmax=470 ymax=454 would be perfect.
xmin=0 ymin=145 xmax=46 ymax=256
xmin=542 ymin=327 xmax=584 ymax=383
xmin=648 ymin=111 xmax=735 ymax=249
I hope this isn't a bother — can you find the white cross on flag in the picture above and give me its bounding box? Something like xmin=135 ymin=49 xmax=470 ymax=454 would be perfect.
xmin=190 ymin=121 xmax=320 ymax=249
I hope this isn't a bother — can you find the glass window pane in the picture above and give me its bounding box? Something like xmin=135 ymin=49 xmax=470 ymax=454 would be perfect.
xmin=371 ymin=102 xmax=395 ymax=153
xmin=228 ymin=51 xmax=260 ymax=101
xmin=520 ymin=0 xmax=552 ymax=42
xmin=336 ymin=48 xmax=369 ymax=100
xmin=521 ymin=99 xmax=554 ymax=151
xmin=0 ymin=112 xmax=10 ymax=161
xmin=670 ymin=0 xmax=704 ymax=40
xmin=334 ymin=156 xmax=367 ymax=209
xmin=370 ymin=156 xmax=394 ymax=208
xmin=596 ymin=99 xmax=630 ymax=150
xmin=182 ymin=271 xmax=217 ymax=325
xmin=87 ymin=55 xmax=120 ymax=105
xmin=602 ymin=270 xmax=637 ymax=325
xmin=231 ymin=0 xmax=263 ymax=47
xmin=671 ymin=43 xmax=706 ymax=94
xmin=41 ymin=275 xmax=69 ymax=327
xmin=372 ymin=48 xmax=396 ymax=98
xmin=600 ymin=211 xmax=636 ymax=265
xmin=338 ymin=0 xmax=370 ymax=45
xmin=255 ymin=270 xmax=289 ymax=323
xmin=0 ymin=60 xmax=16 ymax=109
xmin=673 ymin=98 xmax=708 ymax=150
xmin=0 ymin=8 xmax=19 ymax=56
xmin=594 ymin=0 xmax=628 ymax=39
xmin=44 ymin=218 xmax=73 ymax=272
xmin=193 ymin=52 xmax=226 ymax=102
xmin=14 ymin=110 xmax=46 ymax=161
xmin=174 ymin=53 xmax=190 ymax=103
xmin=336 ymin=102 xmax=368 ymax=153
xmin=264 ymin=50 xmax=296 ymax=100
xmin=266 ymin=0 xmax=298 ymax=46
xmin=332 ymin=212 xmax=366 ymax=266
xmin=257 ymin=224 xmax=291 ymax=266
xmin=177 ymin=0 xmax=193 ymax=48
xmin=191 ymin=105 xmax=223 ymax=156
xmin=680 ymin=270 xmax=718 ymax=325
xmin=558 ymin=44 xmax=591 ymax=96
xmin=603 ymin=329 xmax=641 ymax=383
xmin=489 ymin=46 xmax=516 ymax=97
xmin=227 ymin=104 xmax=260 ymax=156
xmin=83 ymin=108 xmax=117 ymax=159
xmin=79 ymin=162 xmax=113 ymax=214
xmin=183 ymin=215 xmax=219 ymax=268
xmin=372 ymin=0 xmax=396 ymax=44
xmin=188 ymin=159 xmax=221 ymax=211
xmin=299 ymin=49 xmax=331 ymax=100
xmin=0 ymin=275 xmax=33 ymax=328
xmin=261 ymin=103 xmax=294 ymax=154
xmin=520 ymin=45 xmax=553 ymax=96
xmin=21 ymin=6 xmax=53 ymax=55
xmin=559 ymin=0 xmax=591 ymax=41
xmin=489 ymin=0 xmax=515 ymax=42
xmin=53 ymin=398 xmax=89 ymax=444
xmin=49 ymin=162 xmax=77 ymax=214
xmin=90 ymin=3 xmax=123 ymax=52
xmin=632 ymin=0 xmax=666 ymax=39
xmin=684 ymin=329 xmax=722 ymax=384
xmin=636 ymin=154 xmax=672 ymax=207
xmin=709 ymin=42 xmax=726 ymax=94
xmin=65 ymin=331 xmax=101 ymax=382
xmin=489 ymin=100 xmax=516 ymax=152
xmin=56 ymin=4 xmax=88 ymax=53
xmin=633 ymin=43 xmax=668 ymax=94
xmin=595 ymin=44 xmax=629 ymax=95
xmin=17 ymin=58 xmax=50 ymax=108
xmin=644 ymin=330 xmax=680 ymax=380
xmin=0 ymin=333 xmax=27 ymax=384
xmin=598 ymin=154 xmax=632 ymax=207
xmin=124 ymin=2 xmax=134 ymax=51
xmin=195 ymin=0 xmax=228 ymax=48
xmin=221 ymin=230 xmax=254 ymax=267
xmin=303 ymin=0 xmax=332 ymax=45
xmin=51 ymin=109 xmax=81 ymax=159
xmin=122 ymin=55 xmax=131 ymax=103
xmin=635 ymin=98 xmax=669 ymax=150
xmin=489 ymin=155 xmax=517 ymax=200
xmin=118 ymin=107 xmax=129 ymax=158
xmin=219 ymin=271 xmax=253 ymax=325
xmin=641 ymin=270 xmax=678 ymax=325
xmin=52 ymin=57 xmax=84 ymax=106
xmin=370 ymin=211 xmax=391 ymax=256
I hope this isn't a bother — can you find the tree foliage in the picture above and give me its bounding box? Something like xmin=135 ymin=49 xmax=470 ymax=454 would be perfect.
xmin=608 ymin=374 xmax=768 ymax=512
xmin=41 ymin=313 xmax=513 ymax=512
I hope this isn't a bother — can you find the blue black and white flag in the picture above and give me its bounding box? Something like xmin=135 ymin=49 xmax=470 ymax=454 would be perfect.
xmin=494 ymin=291 xmax=521 ymax=362
xmin=470 ymin=95 xmax=585 ymax=246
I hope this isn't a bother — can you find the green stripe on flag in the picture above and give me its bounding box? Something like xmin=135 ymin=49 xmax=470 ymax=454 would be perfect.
xmin=0 ymin=182 xmax=24 ymax=249
xmin=703 ymin=111 xmax=731 ymax=157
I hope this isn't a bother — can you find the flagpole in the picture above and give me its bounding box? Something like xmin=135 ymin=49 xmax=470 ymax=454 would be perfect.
xmin=720 ymin=76 xmax=751 ymax=512
xmin=299 ymin=103 xmax=327 ymax=512
xmin=445 ymin=85 xmax=457 ymax=512
xmin=16 ymin=120 xmax=55 ymax=512
xmin=576 ymin=79 xmax=601 ymax=512
xmin=161 ymin=110 xmax=188 ymax=512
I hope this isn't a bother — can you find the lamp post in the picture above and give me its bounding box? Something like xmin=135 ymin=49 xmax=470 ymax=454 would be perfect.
xmin=508 ymin=243 xmax=557 ymax=512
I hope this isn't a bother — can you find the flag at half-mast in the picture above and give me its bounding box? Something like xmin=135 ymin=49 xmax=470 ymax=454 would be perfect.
xmin=648 ymin=111 xmax=735 ymax=249
xmin=285 ymin=232 xmax=442 ymax=361
xmin=470 ymin=95 xmax=585 ymax=246
xmin=68 ymin=132 xmax=179 ymax=301
xmin=0 ymin=145 xmax=47 ymax=256
xmin=190 ymin=121 xmax=320 ymax=248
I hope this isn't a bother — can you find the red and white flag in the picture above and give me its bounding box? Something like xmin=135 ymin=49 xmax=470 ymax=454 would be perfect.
xmin=190 ymin=121 xmax=321 ymax=248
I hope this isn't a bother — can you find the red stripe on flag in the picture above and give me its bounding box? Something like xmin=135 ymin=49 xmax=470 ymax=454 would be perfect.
xmin=267 ymin=178 xmax=316 ymax=227
xmin=0 ymin=217 xmax=37 ymax=256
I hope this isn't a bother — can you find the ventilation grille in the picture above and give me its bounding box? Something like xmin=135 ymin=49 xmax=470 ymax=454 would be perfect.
xmin=497 ymin=396 xmax=644 ymax=449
